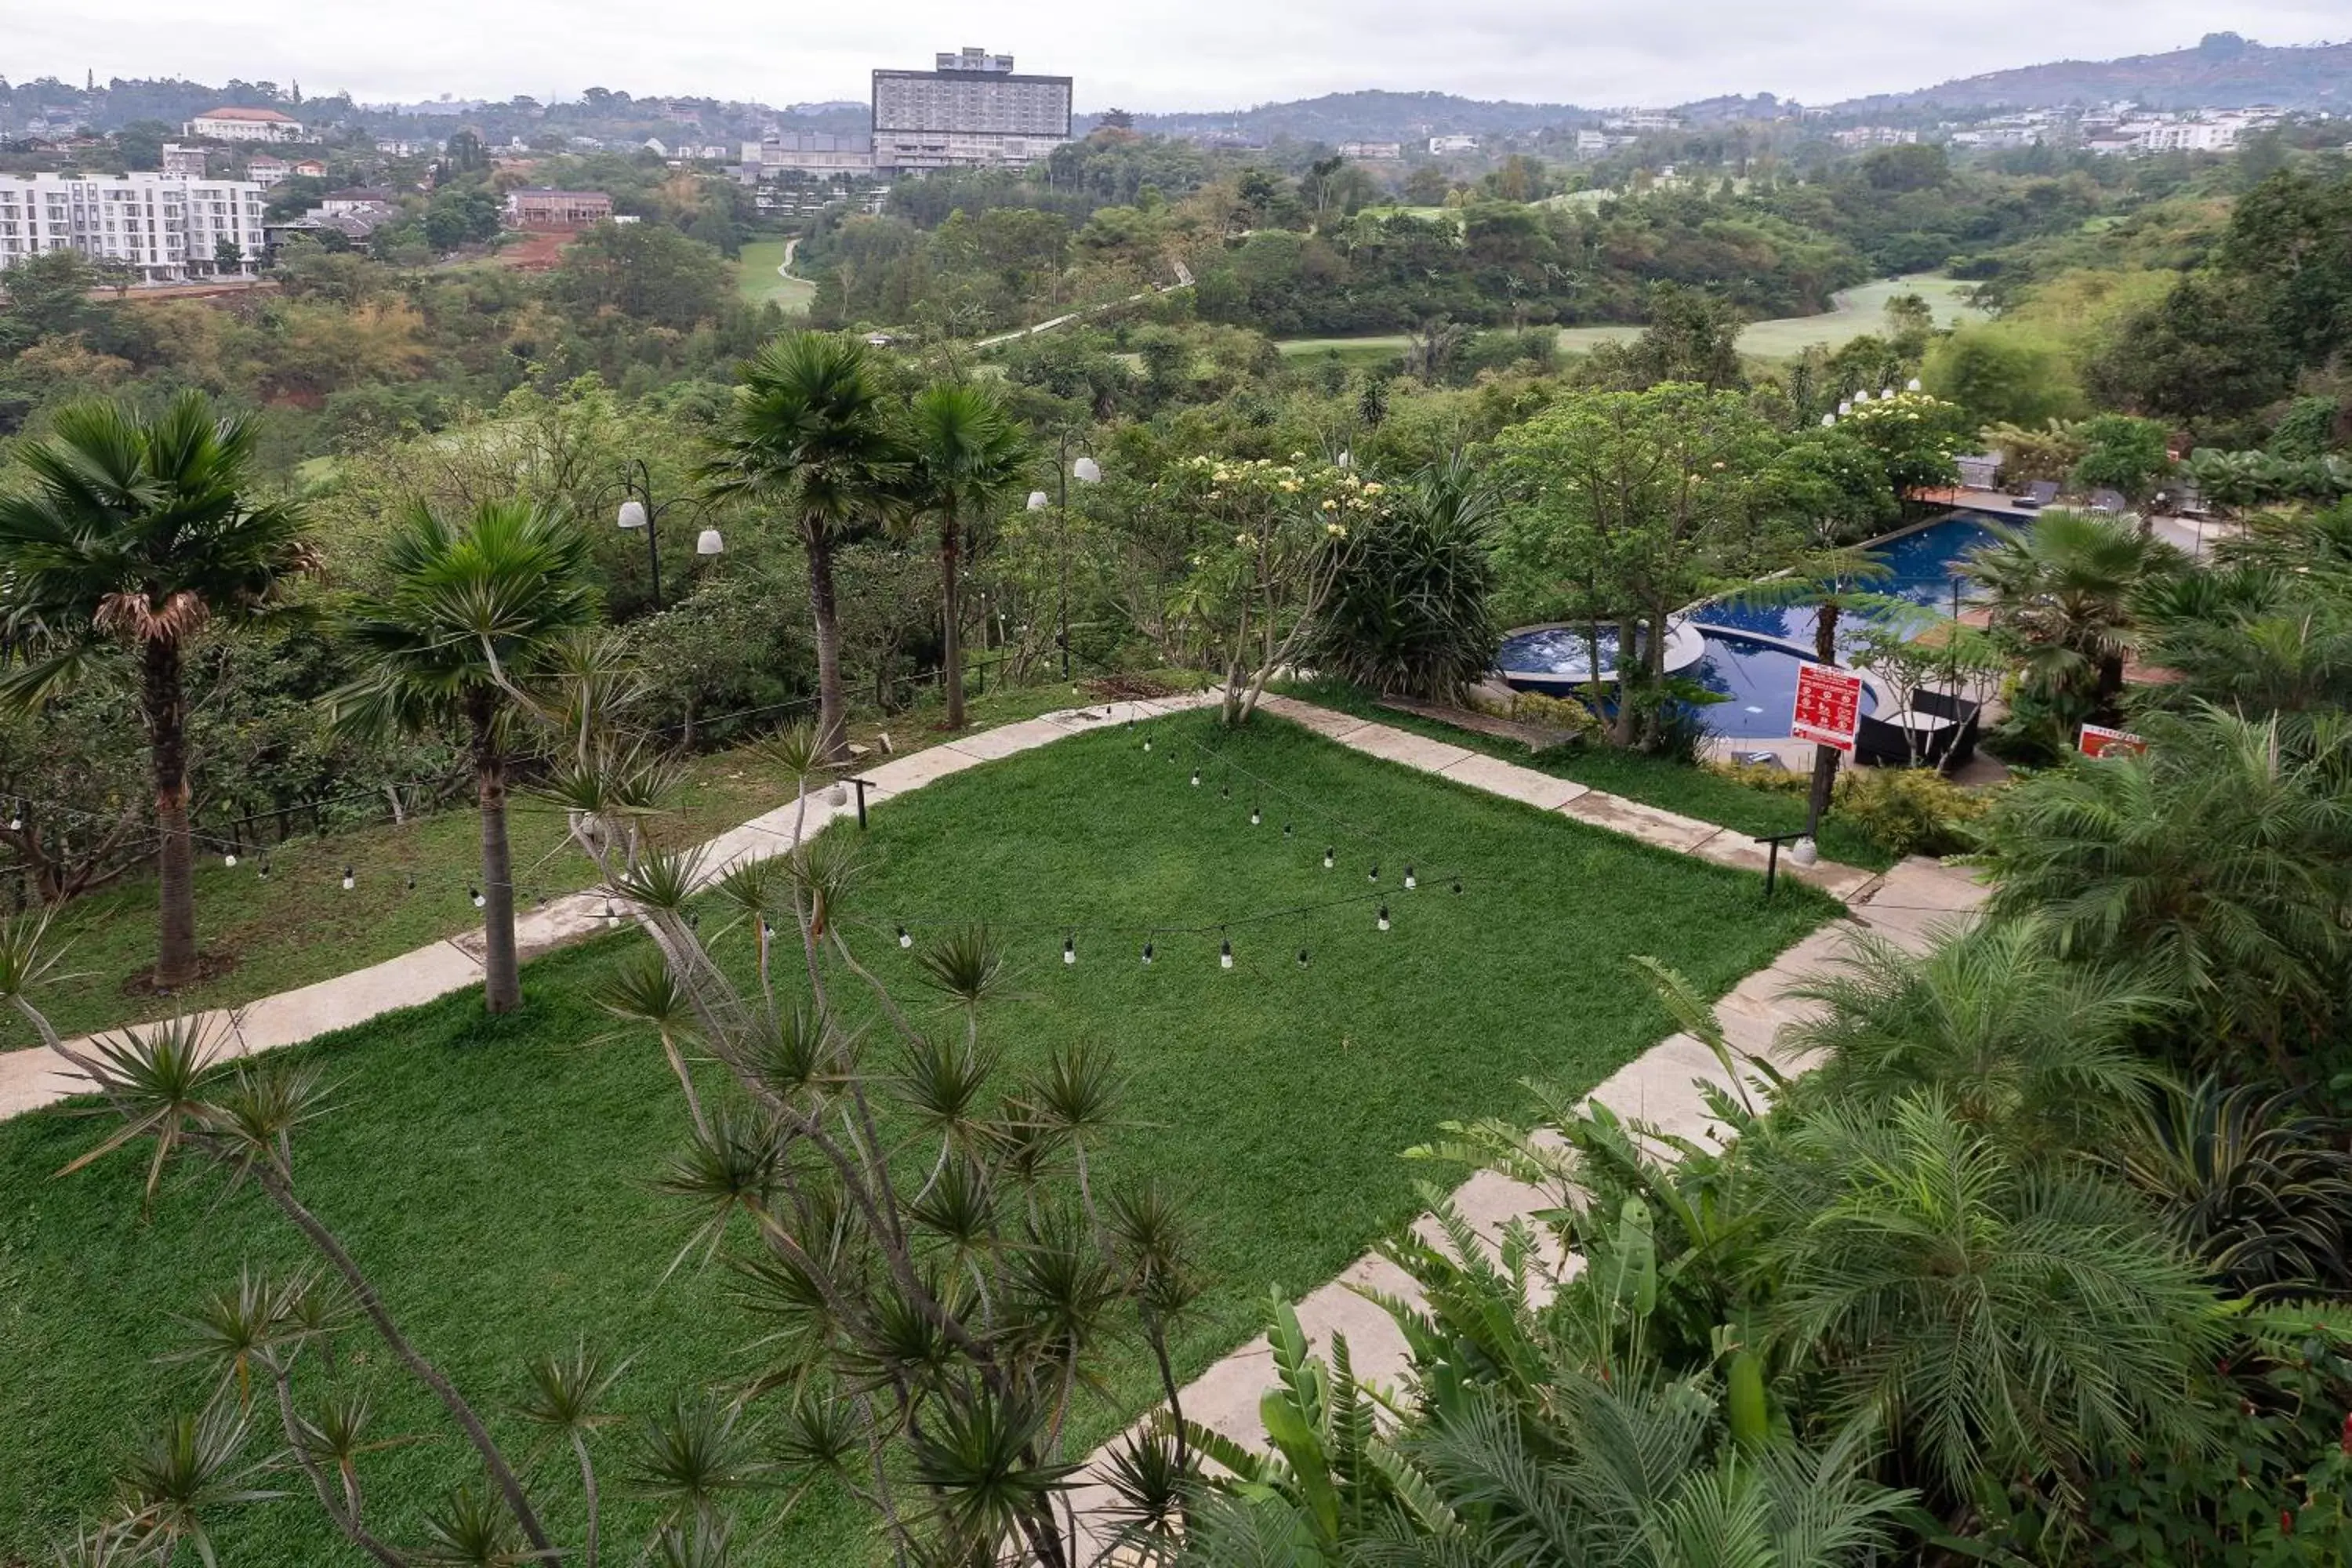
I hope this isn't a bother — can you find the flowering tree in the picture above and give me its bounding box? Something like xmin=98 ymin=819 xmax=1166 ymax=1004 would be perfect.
xmin=1167 ymin=455 xmax=1370 ymax=725
xmin=1833 ymin=389 xmax=1969 ymax=497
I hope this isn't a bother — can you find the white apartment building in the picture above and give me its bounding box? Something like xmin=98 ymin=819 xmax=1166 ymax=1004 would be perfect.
xmin=1428 ymin=133 xmax=1480 ymax=154
xmin=870 ymin=46 xmax=1072 ymax=171
xmin=185 ymin=106 xmax=307 ymax=142
xmin=0 ymin=173 xmax=267 ymax=282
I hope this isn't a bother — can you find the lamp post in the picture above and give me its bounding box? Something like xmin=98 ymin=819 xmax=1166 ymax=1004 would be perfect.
xmin=615 ymin=456 xmax=709 ymax=613
xmin=1049 ymin=429 xmax=1101 ymax=680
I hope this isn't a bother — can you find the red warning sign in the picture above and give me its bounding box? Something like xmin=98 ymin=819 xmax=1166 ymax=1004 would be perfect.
xmin=2078 ymin=723 xmax=2147 ymax=758
xmin=1792 ymin=662 xmax=1864 ymax=753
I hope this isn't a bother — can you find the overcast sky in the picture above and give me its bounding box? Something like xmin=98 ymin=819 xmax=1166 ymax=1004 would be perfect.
xmin=14 ymin=1 xmax=2346 ymax=112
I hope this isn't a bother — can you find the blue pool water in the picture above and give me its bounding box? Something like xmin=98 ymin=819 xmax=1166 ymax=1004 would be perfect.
xmin=1685 ymin=630 xmax=1881 ymax=738
xmin=1694 ymin=515 xmax=2000 ymax=653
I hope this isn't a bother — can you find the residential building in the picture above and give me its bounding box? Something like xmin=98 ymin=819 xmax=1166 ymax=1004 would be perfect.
xmin=0 ymin=172 xmax=267 ymax=281
xmin=1831 ymin=125 xmax=1918 ymax=148
xmin=1427 ymin=133 xmax=1480 ymax=154
xmin=1338 ymin=141 xmax=1403 ymax=161
xmin=870 ymin=45 xmax=1072 ymax=172
xmin=185 ymin=106 xmax=307 ymax=143
xmin=245 ymin=154 xmax=292 ymax=187
xmin=503 ymin=187 xmax=613 ymax=230
xmin=319 ymin=187 xmax=392 ymax=214
xmin=160 ymin=143 xmax=208 ymax=177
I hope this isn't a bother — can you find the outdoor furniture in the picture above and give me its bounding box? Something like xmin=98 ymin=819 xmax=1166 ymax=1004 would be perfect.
xmin=2089 ymin=488 xmax=2128 ymax=514
xmin=2014 ymin=480 xmax=2060 ymax=510
xmin=1855 ymin=688 xmax=1981 ymax=769
xmin=1956 ymin=453 xmax=2002 ymax=490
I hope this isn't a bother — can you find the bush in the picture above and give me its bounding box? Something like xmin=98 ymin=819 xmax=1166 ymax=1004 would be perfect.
xmin=1706 ymin=757 xmax=1812 ymax=795
xmin=1506 ymin=688 xmax=1601 ymax=739
xmin=1831 ymin=765 xmax=1988 ymax=857
xmin=1309 ymin=453 xmax=1498 ymax=699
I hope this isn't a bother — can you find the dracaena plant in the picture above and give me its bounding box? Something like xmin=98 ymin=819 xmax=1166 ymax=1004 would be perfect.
xmin=561 ymin=717 xmax=1210 ymax=1568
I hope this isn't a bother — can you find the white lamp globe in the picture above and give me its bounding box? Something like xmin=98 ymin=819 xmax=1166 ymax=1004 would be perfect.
xmin=1026 ymin=490 xmax=1050 ymax=510
xmin=695 ymin=528 xmax=724 ymax=557
xmin=1790 ymin=836 xmax=1820 ymax=866
xmin=1907 ymin=376 xmax=1922 ymax=392
xmin=1820 ymin=412 xmax=1835 ymax=427
xmin=1072 ymin=456 xmax=1102 ymax=484
xmin=617 ymin=498 xmax=648 ymax=530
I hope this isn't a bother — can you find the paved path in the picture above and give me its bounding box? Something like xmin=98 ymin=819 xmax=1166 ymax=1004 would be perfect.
xmin=0 ymin=683 xmax=1984 ymax=1548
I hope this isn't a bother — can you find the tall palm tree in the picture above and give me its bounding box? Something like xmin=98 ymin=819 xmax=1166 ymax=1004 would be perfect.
xmin=702 ymin=332 xmax=909 ymax=760
xmin=906 ymin=381 xmax=1033 ymax=730
xmin=0 ymin=391 xmax=313 ymax=988
xmin=332 ymin=499 xmax=598 ymax=1014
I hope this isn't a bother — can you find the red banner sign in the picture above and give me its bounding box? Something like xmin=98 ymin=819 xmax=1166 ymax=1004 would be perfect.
xmin=1792 ymin=663 xmax=1864 ymax=753
xmin=2078 ymin=723 xmax=2147 ymax=758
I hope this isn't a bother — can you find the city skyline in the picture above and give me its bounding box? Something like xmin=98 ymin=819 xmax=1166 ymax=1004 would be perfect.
xmin=10 ymin=2 xmax=2345 ymax=116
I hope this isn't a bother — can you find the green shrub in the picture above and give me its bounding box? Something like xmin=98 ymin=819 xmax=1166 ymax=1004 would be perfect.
xmin=1831 ymin=766 xmax=1988 ymax=857
xmin=1508 ymin=688 xmax=1600 ymax=739
xmin=1705 ymin=758 xmax=1812 ymax=795
xmin=1309 ymin=454 xmax=1498 ymax=699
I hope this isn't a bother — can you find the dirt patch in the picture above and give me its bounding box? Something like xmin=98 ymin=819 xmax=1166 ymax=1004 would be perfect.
xmin=119 ymin=948 xmax=241 ymax=1000
xmin=492 ymin=230 xmax=571 ymax=272
xmin=1081 ymin=674 xmax=1183 ymax=702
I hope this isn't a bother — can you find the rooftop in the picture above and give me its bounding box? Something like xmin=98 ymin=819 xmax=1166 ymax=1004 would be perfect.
xmin=198 ymin=106 xmax=299 ymax=123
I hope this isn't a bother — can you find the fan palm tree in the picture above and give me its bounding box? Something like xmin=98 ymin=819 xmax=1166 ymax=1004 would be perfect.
xmin=332 ymin=499 xmax=599 ymax=1014
xmin=905 ymin=381 xmax=1034 ymax=730
xmin=702 ymin=332 xmax=909 ymax=760
xmin=0 ymin=391 xmax=314 ymax=988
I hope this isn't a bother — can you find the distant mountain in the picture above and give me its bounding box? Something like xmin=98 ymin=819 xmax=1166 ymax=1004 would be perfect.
xmin=1836 ymin=33 xmax=2352 ymax=112
xmin=1109 ymin=89 xmax=1595 ymax=144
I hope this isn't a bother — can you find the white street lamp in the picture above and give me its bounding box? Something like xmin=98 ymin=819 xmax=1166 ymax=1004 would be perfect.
xmin=1836 ymin=400 xmax=1851 ymax=416
xmin=616 ymin=498 xmax=648 ymax=530
xmin=1907 ymin=376 xmax=1922 ymax=392
xmin=1790 ymin=836 xmax=1820 ymax=866
xmin=695 ymin=528 xmax=725 ymax=557
xmin=1820 ymin=412 xmax=1836 ymax=427
xmin=1026 ymin=490 xmax=1050 ymax=510
xmin=1072 ymin=456 xmax=1102 ymax=485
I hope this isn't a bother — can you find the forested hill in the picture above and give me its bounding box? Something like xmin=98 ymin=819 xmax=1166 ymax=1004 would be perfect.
xmin=1110 ymin=90 xmax=1594 ymax=143
xmin=1838 ymin=33 xmax=2352 ymax=112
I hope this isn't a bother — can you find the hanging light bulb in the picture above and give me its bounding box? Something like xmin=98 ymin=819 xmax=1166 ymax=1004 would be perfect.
xmin=259 ymin=858 xmax=271 ymax=880
xmin=406 ymin=873 xmax=416 ymax=891
xmin=760 ymin=919 xmax=774 ymax=941
xmin=223 ymin=851 xmax=238 ymax=868
xmin=1141 ymin=941 xmax=1154 ymax=966
xmin=1404 ymin=865 xmax=1417 ymax=890
xmin=1250 ymin=806 xmax=1262 ymax=826
xmin=1283 ymin=822 xmax=1294 ymax=838
xmin=5 ymin=802 xmax=20 ymax=831
xmin=1451 ymin=877 xmax=1463 ymax=895
xmin=470 ymin=886 xmax=485 ymax=909
xmin=1219 ymin=782 xmax=1230 ymax=800
xmin=1323 ymin=847 xmax=1334 ymax=869
xmin=898 ymin=924 xmax=913 ymax=949
xmin=1367 ymin=862 xmax=1379 ymax=882
xmin=1907 ymin=376 xmax=1922 ymax=392
xmin=1142 ymin=738 xmax=1152 ymax=753
xmin=1377 ymin=904 xmax=1391 ymax=931
xmin=340 ymin=866 xmax=354 ymax=891
xmin=1296 ymin=946 xmax=1309 ymax=968
xmin=1063 ymin=935 xmax=1076 ymax=966
xmin=1189 ymin=768 xmax=1200 ymax=788
xmin=1219 ymin=936 xmax=1233 ymax=970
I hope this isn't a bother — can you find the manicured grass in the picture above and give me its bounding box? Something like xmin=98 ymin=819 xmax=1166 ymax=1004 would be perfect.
xmin=10 ymin=679 xmax=1092 ymax=1046
xmin=1271 ymin=273 xmax=1985 ymax=365
xmin=735 ymin=238 xmax=815 ymax=312
xmin=0 ymin=706 xmax=1835 ymax=1566
xmin=1281 ymin=677 xmax=1897 ymax=872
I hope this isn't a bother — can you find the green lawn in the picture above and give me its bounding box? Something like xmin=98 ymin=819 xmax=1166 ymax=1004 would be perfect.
xmin=0 ymin=706 xmax=1835 ymax=1565
xmin=734 ymin=238 xmax=815 ymax=313
xmin=11 ymin=678 xmax=1090 ymax=1046
xmin=1272 ymin=272 xmax=1986 ymax=365
xmin=1281 ymin=677 xmax=1897 ymax=872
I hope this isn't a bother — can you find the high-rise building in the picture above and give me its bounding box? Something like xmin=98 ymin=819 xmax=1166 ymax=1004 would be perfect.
xmin=0 ymin=173 xmax=267 ymax=281
xmin=870 ymin=45 xmax=1072 ymax=172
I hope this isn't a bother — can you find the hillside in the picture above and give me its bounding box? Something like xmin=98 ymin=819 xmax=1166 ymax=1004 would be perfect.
xmin=1838 ymin=33 xmax=2352 ymax=112
xmin=1109 ymin=89 xmax=1594 ymax=143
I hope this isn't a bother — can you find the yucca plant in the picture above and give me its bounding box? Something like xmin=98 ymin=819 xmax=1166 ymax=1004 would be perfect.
xmin=1307 ymin=452 xmax=1501 ymax=701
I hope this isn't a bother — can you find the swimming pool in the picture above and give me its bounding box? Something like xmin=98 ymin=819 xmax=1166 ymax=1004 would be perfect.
xmin=1685 ymin=629 xmax=1883 ymax=738
xmin=1694 ymin=514 xmax=2001 ymax=652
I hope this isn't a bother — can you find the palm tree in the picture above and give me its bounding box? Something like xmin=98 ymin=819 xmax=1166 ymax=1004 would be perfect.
xmin=906 ymin=381 xmax=1033 ymax=730
xmin=1962 ymin=509 xmax=2183 ymax=724
xmin=0 ymin=391 xmax=313 ymax=988
xmin=332 ymin=499 xmax=598 ymax=1014
xmin=702 ymin=332 xmax=908 ymax=760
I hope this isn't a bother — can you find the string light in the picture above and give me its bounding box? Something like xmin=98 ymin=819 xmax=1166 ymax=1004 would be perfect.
xmin=405 ymin=873 xmax=416 ymax=891
xmin=1220 ymin=783 xmax=1230 ymax=800
xmin=1323 ymin=847 xmax=1334 ymax=869
xmin=340 ymin=866 xmax=354 ymax=891
xmin=1296 ymin=946 xmax=1309 ymax=968
xmin=223 ymin=851 xmax=238 ymax=869
xmin=1219 ymin=935 xmax=1233 ymax=970
xmin=1404 ymin=865 xmax=1417 ymax=890
xmin=1189 ymin=769 xmax=1200 ymax=788
xmin=1250 ymin=807 xmax=1261 ymax=826
xmin=1283 ymin=822 xmax=1294 ymax=838
xmin=1141 ymin=940 xmax=1154 ymax=966
xmin=1452 ymin=877 xmax=1463 ymax=895
xmin=6 ymin=804 xmax=20 ymax=832
xmin=470 ymin=886 xmax=485 ymax=909
xmin=1377 ymin=904 xmax=1390 ymax=931
xmin=898 ymin=924 xmax=913 ymax=949
xmin=258 ymin=858 xmax=271 ymax=880
xmin=1368 ymin=862 xmax=1379 ymax=882
xmin=1063 ymin=934 xmax=1076 ymax=966
xmin=1142 ymin=738 xmax=1152 ymax=753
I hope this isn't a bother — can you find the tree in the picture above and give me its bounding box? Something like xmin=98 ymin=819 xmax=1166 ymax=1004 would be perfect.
xmin=904 ymin=381 xmax=1033 ymax=730
xmin=2070 ymin=412 xmax=2173 ymax=514
xmin=548 ymin=221 xmax=734 ymax=331
xmin=332 ymin=499 xmax=599 ymax=1014
xmin=1494 ymin=384 xmax=1785 ymax=747
xmin=1963 ymin=508 xmax=2183 ymax=731
xmin=701 ymin=332 xmax=908 ymax=760
xmin=212 ymin=236 xmax=244 ymax=275
xmin=0 ymin=392 xmax=313 ymax=988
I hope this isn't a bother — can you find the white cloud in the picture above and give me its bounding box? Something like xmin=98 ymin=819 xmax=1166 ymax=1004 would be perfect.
xmin=11 ymin=0 xmax=2334 ymax=111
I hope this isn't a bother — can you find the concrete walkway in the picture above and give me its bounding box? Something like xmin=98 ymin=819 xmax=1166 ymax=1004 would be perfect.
xmin=0 ymin=682 xmax=1987 ymax=1546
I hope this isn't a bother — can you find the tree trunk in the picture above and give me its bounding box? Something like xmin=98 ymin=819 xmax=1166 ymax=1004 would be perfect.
xmin=1610 ymin=618 xmax=1639 ymax=748
xmin=941 ymin=517 xmax=966 ymax=731
xmin=808 ymin=532 xmax=849 ymax=762
xmin=472 ymin=704 xmax=521 ymax=1015
xmin=144 ymin=638 xmax=198 ymax=987
xmin=1809 ymin=600 xmax=1842 ymax=833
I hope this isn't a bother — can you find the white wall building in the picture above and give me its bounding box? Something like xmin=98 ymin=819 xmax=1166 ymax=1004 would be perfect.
xmin=0 ymin=173 xmax=267 ymax=282
xmin=1428 ymin=133 xmax=1480 ymax=154
xmin=870 ymin=45 xmax=1072 ymax=171
xmin=184 ymin=106 xmax=307 ymax=143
